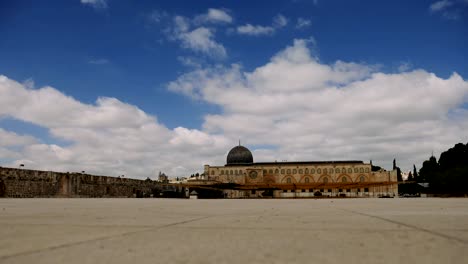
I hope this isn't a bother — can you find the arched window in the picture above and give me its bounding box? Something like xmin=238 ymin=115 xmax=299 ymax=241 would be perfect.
xmin=342 ymin=177 xmax=347 ymax=183
xmin=275 ymin=169 xmax=279 ymax=174
xmin=323 ymin=177 xmax=328 ymax=183
xmin=263 ymin=170 xmax=267 ymax=174
xmin=360 ymin=176 xmax=365 ymax=182
xmin=324 ymin=168 xmax=328 ymax=174
xmin=287 ymin=169 xmax=291 ymax=174
xmin=336 ymin=168 xmax=340 ymax=173
xmin=348 ymin=168 xmax=352 ymax=173
xmin=360 ymin=168 xmax=364 ymax=173
xmin=269 ymin=169 xmax=273 ymax=174
xmin=311 ymin=169 xmax=315 ymax=174
xmin=230 ymin=170 xmax=233 ymax=175
xmin=317 ymin=169 xmax=321 ymax=174
xmin=293 ymin=169 xmax=297 ymax=174
xmin=211 ymin=171 xmax=215 ymax=175
xmin=304 ymin=177 xmax=310 ymax=183
xmin=235 ymin=170 xmax=238 ymax=175
xmin=281 ymin=169 xmax=285 ymax=174
xmin=365 ymin=168 xmax=369 ymax=173
xmin=354 ymin=168 xmax=358 ymax=173
xmin=287 ymin=178 xmax=292 ymax=184
xmin=305 ymin=168 xmax=309 ymax=174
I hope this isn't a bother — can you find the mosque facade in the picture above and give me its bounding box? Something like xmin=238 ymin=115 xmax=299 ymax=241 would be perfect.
xmin=203 ymin=145 xmax=398 ymax=198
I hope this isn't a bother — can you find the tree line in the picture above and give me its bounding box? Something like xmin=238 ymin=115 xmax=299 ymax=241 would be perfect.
xmin=417 ymin=142 xmax=468 ymax=194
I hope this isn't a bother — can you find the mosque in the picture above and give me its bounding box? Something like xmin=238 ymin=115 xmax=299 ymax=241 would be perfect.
xmin=203 ymin=144 xmax=398 ymax=198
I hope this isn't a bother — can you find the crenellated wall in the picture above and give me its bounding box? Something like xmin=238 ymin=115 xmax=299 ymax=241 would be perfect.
xmin=0 ymin=167 xmax=161 ymax=198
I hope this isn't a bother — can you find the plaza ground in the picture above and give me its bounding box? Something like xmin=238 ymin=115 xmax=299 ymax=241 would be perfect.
xmin=0 ymin=198 xmax=467 ymax=263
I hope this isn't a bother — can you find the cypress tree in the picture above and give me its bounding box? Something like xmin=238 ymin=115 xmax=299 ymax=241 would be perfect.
xmin=407 ymin=171 xmax=413 ymax=181
xmin=393 ymin=159 xmax=403 ymax=182
xmin=413 ymin=164 xmax=418 ymax=182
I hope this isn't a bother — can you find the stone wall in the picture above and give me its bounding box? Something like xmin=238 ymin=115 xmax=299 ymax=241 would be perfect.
xmin=0 ymin=167 xmax=162 ymax=198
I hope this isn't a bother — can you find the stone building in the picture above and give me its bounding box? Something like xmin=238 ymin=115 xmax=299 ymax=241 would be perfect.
xmin=204 ymin=145 xmax=398 ymax=198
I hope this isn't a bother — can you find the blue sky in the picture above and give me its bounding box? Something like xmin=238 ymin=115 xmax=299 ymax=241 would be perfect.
xmin=0 ymin=0 xmax=467 ymax=178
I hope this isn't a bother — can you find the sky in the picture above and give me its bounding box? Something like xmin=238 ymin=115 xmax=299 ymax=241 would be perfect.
xmin=0 ymin=0 xmax=467 ymax=179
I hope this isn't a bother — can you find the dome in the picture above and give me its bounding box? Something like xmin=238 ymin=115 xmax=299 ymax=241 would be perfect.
xmin=226 ymin=145 xmax=254 ymax=165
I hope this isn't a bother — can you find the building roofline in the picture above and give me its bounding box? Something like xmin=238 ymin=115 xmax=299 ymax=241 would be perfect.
xmin=222 ymin=160 xmax=365 ymax=167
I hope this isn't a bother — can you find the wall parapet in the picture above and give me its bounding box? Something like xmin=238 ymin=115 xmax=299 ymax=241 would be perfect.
xmin=0 ymin=166 xmax=161 ymax=198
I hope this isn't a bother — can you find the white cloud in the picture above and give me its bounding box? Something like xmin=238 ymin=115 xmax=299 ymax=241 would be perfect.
xmin=168 ymin=39 xmax=468 ymax=171
xmin=81 ymin=0 xmax=108 ymax=9
xmin=429 ymin=0 xmax=467 ymax=20
xmin=194 ymin=8 xmax=233 ymax=24
xmin=2 ymin=39 xmax=468 ymax=178
xmin=160 ymin=12 xmax=227 ymax=59
xmin=398 ymin=61 xmax=412 ymax=72
xmin=0 ymin=128 xmax=37 ymax=147
xmin=177 ymin=56 xmax=203 ymax=68
xmin=430 ymin=0 xmax=453 ymax=12
xmin=237 ymin=14 xmax=289 ymax=36
xmin=273 ymin=14 xmax=288 ymax=28
xmin=296 ymin=18 xmax=311 ymax=29
xmin=237 ymin=24 xmax=275 ymax=36
xmin=0 ymin=75 xmax=231 ymax=178
xmin=177 ymin=27 xmax=227 ymax=59
xmin=0 ymin=129 xmax=38 ymax=162
xmin=147 ymin=10 xmax=168 ymax=24
xmin=22 ymin=78 xmax=35 ymax=89
xmin=173 ymin=15 xmax=190 ymax=33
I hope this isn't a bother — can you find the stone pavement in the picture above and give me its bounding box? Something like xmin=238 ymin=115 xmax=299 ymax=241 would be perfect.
xmin=0 ymin=198 xmax=467 ymax=264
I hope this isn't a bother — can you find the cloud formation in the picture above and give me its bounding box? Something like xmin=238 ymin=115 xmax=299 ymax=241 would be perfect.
xmin=194 ymin=8 xmax=233 ymax=24
xmin=81 ymin=0 xmax=108 ymax=9
xmin=150 ymin=9 xmax=229 ymax=59
xmin=430 ymin=0 xmax=454 ymax=11
xmin=168 ymin=39 xmax=468 ymax=171
xmin=176 ymin=26 xmax=227 ymax=59
xmin=296 ymin=18 xmax=312 ymax=29
xmin=0 ymin=128 xmax=37 ymax=147
xmin=237 ymin=24 xmax=275 ymax=36
xmin=429 ymin=0 xmax=468 ymax=20
xmin=273 ymin=14 xmax=288 ymax=28
xmin=0 ymin=75 xmax=230 ymax=178
xmin=2 ymin=40 xmax=467 ymax=178
xmin=237 ymin=14 xmax=288 ymax=36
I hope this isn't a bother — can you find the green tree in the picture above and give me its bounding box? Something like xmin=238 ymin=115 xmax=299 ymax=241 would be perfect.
xmin=393 ymin=159 xmax=403 ymax=182
xmin=418 ymin=142 xmax=468 ymax=194
xmin=370 ymin=160 xmax=382 ymax=171
xmin=438 ymin=143 xmax=468 ymax=171
xmin=413 ymin=164 xmax=418 ymax=182
xmin=407 ymin=171 xmax=413 ymax=181
xmin=419 ymin=156 xmax=438 ymax=183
